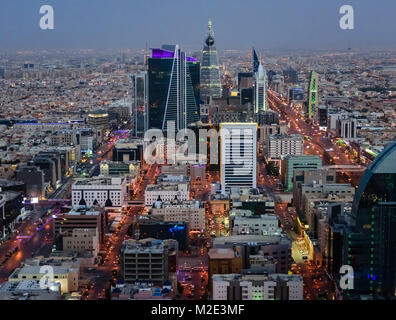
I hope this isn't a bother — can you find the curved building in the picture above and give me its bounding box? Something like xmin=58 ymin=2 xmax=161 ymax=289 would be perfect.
xmin=348 ymin=141 xmax=396 ymax=298
xmin=148 ymin=45 xmax=200 ymax=131
xmin=200 ymin=20 xmax=222 ymax=102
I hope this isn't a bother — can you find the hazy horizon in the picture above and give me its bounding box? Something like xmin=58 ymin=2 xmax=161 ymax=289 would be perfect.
xmin=0 ymin=0 xmax=395 ymax=52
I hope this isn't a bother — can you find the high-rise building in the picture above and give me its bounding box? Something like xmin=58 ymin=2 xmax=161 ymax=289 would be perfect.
xmin=306 ymin=71 xmax=319 ymax=120
xmin=131 ymin=71 xmax=148 ymax=137
xmin=200 ymin=20 xmax=222 ymax=102
xmin=148 ymin=45 xmax=200 ymax=131
xmin=347 ymin=141 xmax=396 ymax=298
xmin=252 ymin=48 xmax=260 ymax=73
xmin=220 ymin=123 xmax=257 ymax=194
xmin=254 ymin=63 xmax=268 ymax=113
xmin=317 ymin=105 xmax=328 ymax=129
xmin=337 ymin=117 xmax=357 ymax=139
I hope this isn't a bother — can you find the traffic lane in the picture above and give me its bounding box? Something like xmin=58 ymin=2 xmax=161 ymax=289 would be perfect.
xmin=177 ymin=270 xmax=207 ymax=300
xmin=0 ymin=220 xmax=54 ymax=281
xmin=86 ymin=206 xmax=143 ymax=299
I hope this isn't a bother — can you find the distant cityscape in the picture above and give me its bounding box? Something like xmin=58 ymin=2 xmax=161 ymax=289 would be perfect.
xmin=0 ymin=17 xmax=395 ymax=302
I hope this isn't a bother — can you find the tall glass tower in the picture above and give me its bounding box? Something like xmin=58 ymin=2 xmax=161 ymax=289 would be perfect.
xmin=148 ymin=45 xmax=200 ymax=131
xmin=347 ymin=141 xmax=396 ymax=298
xmin=131 ymin=71 xmax=148 ymax=137
xmin=254 ymin=63 xmax=268 ymax=113
xmin=200 ymin=20 xmax=222 ymax=102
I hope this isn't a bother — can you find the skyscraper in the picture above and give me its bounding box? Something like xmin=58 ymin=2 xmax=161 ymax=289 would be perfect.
xmin=220 ymin=123 xmax=257 ymax=194
xmin=252 ymin=48 xmax=260 ymax=73
xmin=254 ymin=63 xmax=268 ymax=113
xmin=148 ymin=45 xmax=200 ymax=131
xmin=200 ymin=20 xmax=222 ymax=102
xmin=131 ymin=71 xmax=148 ymax=137
xmin=347 ymin=141 xmax=396 ymax=298
xmin=306 ymin=70 xmax=319 ymax=120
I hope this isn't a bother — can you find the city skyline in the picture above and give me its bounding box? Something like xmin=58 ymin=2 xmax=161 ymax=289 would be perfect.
xmin=0 ymin=0 xmax=395 ymax=304
xmin=1 ymin=0 xmax=396 ymax=51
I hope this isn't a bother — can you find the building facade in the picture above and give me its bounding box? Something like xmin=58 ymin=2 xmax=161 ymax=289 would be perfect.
xmin=220 ymin=123 xmax=257 ymax=194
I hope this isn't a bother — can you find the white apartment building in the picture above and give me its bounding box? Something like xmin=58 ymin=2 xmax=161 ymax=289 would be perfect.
xmin=220 ymin=123 xmax=257 ymax=194
xmin=71 ymin=177 xmax=127 ymax=208
xmin=151 ymin=200 xmax=205 ymax=231
xmin=266 ymin=134 xmax=304 ymax=160
xmin=145 ymin=183 xmax=189 ymax=206
xmin=212 ymin=273 xmax=303 ymax=300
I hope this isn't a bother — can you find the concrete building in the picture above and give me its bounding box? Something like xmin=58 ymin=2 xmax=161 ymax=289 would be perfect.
xmin=8 ymin=265 xmax=79 ymax=294
xmin=212 ymin=234 xmax=292 ymax=274
xmin=266 ymin=134 xmax=304 ymax=161
xmin=212 ymin=272 xmax=303 ymax=300
xmin=281 ymin=155 xmax=322 ymax=191
xmin=112 ymin=139 xmax=143 ymax=162
xmin=0 ymin=280 xmax=61 ymax=300
xmin=99 ymin=161 xmax=140 ymax=180
xmin=120 ymin=238 xmax=178 ymax=285
xmin=231 ymin=214 xmax=282 ymax=236
xmin=258 ymin=123 xmax=288 ymax=145
xmin=62 ymin=228 xmax=99 ymax=259
xmin=145 ymin=183 xmax=189 ymax=206
xmin=71 ymin=177 xmax=127 ymax=208
xmin=337 ymin=117 xmax=357 ymax=139
xmin=208 ymin=248 xmax=243 ymax=291
xmin=151 ymin=199 xmax=205 ymax=231
xmin=54 ymin=206 xmax=107 ymax=244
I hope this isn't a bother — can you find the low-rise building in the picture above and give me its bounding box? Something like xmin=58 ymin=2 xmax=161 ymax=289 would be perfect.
xmin=151 ymin=199 xmax=205 ymax=231
xmin=212 ymin=272 xmax=303 ymax=300
xmin=72 ymin=177 xmax=127 ymax=208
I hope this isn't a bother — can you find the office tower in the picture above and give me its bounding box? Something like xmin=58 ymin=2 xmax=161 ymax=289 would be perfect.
xmin=252 ymin=48 xmax=260 ymax=73
xmin=220 ymin=123 xmax=257 ymax=194
xmin=254 ymin=63 xmax=268 ymax=113
xmin=347 ymin=141 xmax=396 ymax=298
xmin=317 ymin=105 xmax=328 ymax=128
xmin=200 ymin=20 xmax=222 ymax=102
xmin=306 ymin=71 xmax=319 ymax=120
xmin=337 ymin=117 xmax=357 ymax=139
xmin=148 ymin=45 xmax=200 ymax=131
xmin=131 ymin=71 xmax=148 ymax=137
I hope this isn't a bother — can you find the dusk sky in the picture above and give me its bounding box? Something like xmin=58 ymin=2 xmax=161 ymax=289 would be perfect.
xmin=0 ymin=0 xmax=394 ymax=51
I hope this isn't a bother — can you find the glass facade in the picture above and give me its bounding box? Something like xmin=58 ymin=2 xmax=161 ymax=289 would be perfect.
xmin=131 ymin=71 xmax=148 ymax=137
xmin=148 ymin=46 xmax=200 ymax=131
xmin=200 ymin=20 xmax=222 ymax=101
xmin=348 ymin=141 xmax=396 ymax=298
